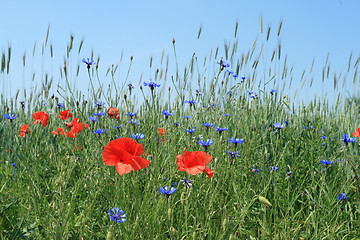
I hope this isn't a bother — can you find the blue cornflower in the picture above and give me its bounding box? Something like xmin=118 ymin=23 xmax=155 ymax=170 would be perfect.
xmin=174 ymin=122 xmax=179 ymax=127
xmin=229 ymin=137 xmax=245 ymax=146
xmin=241 ymin=77 xmax=246 ymax=80
xmin=251 ymin=167 xmax=261 ymax=174
xmin=343 ymin=134 xmax=355 ymax=145
xmin=144 ymin=81 xmax=160 ymax=90
xmin=94 ymin=101 xmax=105 ymax=109
xmin=270 ymin=166 xmax=279 ymax=171
xmin=337 ymin=193 xmax=347 ymax=201
xmin=285 ymin=121 xmax=290 ymax=125
xmin=223 ymin=113 xmax=231 ymax=117
xmin=227 ymin=91 xmax=232 ymax=96
xmin=128 ymin=83 xmax=134 ymax=90
xmin=94 ymin=129 xmax=107 ymax=135
xmin=270 ymin=89 xmax=276 ymax=94
xmin=274 ymin=123 xmax=285 ymax=130
xmin=93 ymin=111 xmax=105 ymax=117
xmin=126 ymin=112 xmax=137 ymax=118
xmin=225 ymin=150 xmax=241 ymax=158
xmin=173 ymin=182 xmax=178 ymax=186
xmin=203 ymin=122 xmax=213 ymax=129
xmin=89 ymin=116 xmax=99 ymax=122
xmin=250 ymin=94 xmax=258 ymax=99
xmin=162 ymin=110 xmax=173 ymax=119
xmin=215 ymin=125 xmax=228 ymax=135
xmin=185 ymin=100 xmax=196 ymax=106
xmin=320 ymin=160 xmax=333 ymax=165
xmin=248 ymin=91 xmax=253 ymax=95
xmin=131 ymin=133 xmax=144 ymax=140
xmin=11 ymin=163 xmax=15 ymax=167
xmin=320 ymin=136 xmax=327 ymax=140
xmin=184 ymin=115 xmax=191 ymax=119
xmin=233 ymin=74 xmax=238 ymax=78
xmin=82 ymin=58 xmax=96 ymax=69
xmin=303 ymin=126 xmax=308 ymax=130
xmin=227 ymin=69 xmax=234 ymax=75
xmin=198 ymin=139 xmax=214 ymax=150
xmin=128 ymin=119 xmax=139 ymax=125
xmin=20 ymin=101 xmax=25 ymax=108
xmin=57 ymin=103 xmax=64 ymax=108
xmin=217 ymin=60 xmax=230 ymax=68
xmin=159 ymin=186 xmax=176 ymax=198
xmin=4 ymin=113 xmax=17 ymax=122
xmin=180 ymin=177 xmax=194 ymax=189
xmin=186 ymin=127 xmax=196 ymax=134
xmin=108 ymin=207 xmax=126 ymax=223
xmin=113 ymin=125 xmax=122 ymax=130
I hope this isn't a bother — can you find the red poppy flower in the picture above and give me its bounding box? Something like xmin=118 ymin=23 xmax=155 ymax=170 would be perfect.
xmin=19 ymin=124 xmax=31 ymax=137
xmin=108 ymin=107 xmax=120 ymax=120
xmin=158 ymin=127 xmax=168 ymax=136
xmin=65 ymin=130 xmax=76 ymax=138
xmin=353 ymin=128 xmax=360 ymax=137
xmin=33 ymin=111 xmax=49 ymax=127
xmin=102 ymin=138 xmax=150 ymax=176
xmin=58 ymin=109 xmax=73 ymax=120
xmin=52 ymin=128 xmax=65 ymax=136
xmin=176 ymin=151 xmax=214 ymax=179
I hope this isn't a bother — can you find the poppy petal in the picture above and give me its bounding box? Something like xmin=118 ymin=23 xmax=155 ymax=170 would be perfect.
xmin=115 ymin=162 xmax=133 ymax=175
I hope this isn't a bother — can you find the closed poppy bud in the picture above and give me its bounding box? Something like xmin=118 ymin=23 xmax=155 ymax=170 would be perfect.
xmin=221 ymin=80 xmax=224 ymax=85
xmin=130 ymin=55 xmax=133 ymax=60
xmin=76 ymin=101 xmax=79 ymax=107
xmin=124 ymin=94 xmax=127 ymax=100
xmin=172 ymin=38 xmax=175 ymax=44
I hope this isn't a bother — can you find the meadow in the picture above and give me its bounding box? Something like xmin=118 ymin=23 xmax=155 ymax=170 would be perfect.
xmin=1 ymin=20 xmax=360 ymax=239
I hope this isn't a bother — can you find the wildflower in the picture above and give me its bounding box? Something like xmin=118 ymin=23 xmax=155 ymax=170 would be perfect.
xmin=198 ymin=139 xmax=214 ymax=150
xmin=108 ymin=107 xmax=120 ymax=120
xmin=286 ymin=170 xmax=292 ymax=179
xmin=248 ymin=91 xmax=253 ymax=95
xmin=303 ymin=126 xmax=308 ymax=130
xmin=320 ymin=160 xmax=333 ymax=165
xmin=174 ymin=122 xmax=179 ymax=127
xmin=33 ymin=111 xmax=49 ymax=127
xmin=95 ymin=101 xmax=105 ymax=109
xmin=216 ymin=60 xmax=230 ymax=68
xmin=251 ymin=167 xmax=261 ymax=174
xmin=241 ymin=76 xmax=246 ymax=80
xmin=270 ymin=166 xmax=279 ymax=171
xmin=159 ymin=186 xmax=177 ymax=198
xmin=131 ymin=133 xmax=144 ymax=140
xmin=126 ymin=112 xmax=137 ymax=118
xmin=352 ymin=128 xmax=360 ymax=137
xmin=4 ymin=113 xmax=17 ymax=122
xmin=195 ymin=90 xmax=202 ymax=96
xmin=108 ymin=207 xmax=126 ymax=223
xmin=343 ymin=134 xmax=355 ymax=145
xmin=173 ymin=182 xmax=177 ymax=186
xmin=270 ymin=90 xmax=276 ymax=94
xmin=184 ymin=115 xmax=191 ymax=119
xmin=233 ymin=74 xmax=238 ymax=78
xmin=215 ymin=125 xmax=228 ymax=135
xmin=226 ymin=69 xmax=234 ymax=75
xmin=128 ymin=83 xmax=134 ymax=90
xmin=176 ymin=151 xmax=214 ymax=179
xmin=58 ymin=110 xmax=73 ymax=120
xmin=93 ymin=111 xmax=106 ymax=117
xmin=229 ymin=137 xmax=245 ymax=148
xmin=82 ymin=58 xmax=96 ymax=69
xmin=227 ymin=91 xmax=232 ymax=96
xmin=158 ymin=128 xmax=168 ymax=136
xmin=185 ymin=100 xmax=196 ymax=106
xmin=186 ymin=127 xmax=196 ymax=135
xmin=337 ymin=193 xmax=347 ymax=201
xmin=128 ymin=119 xmax=139 ymax=125
xmin=19 ymin=124 xmax=31 ymax=137
xmin=180 ymin=177 xmax=194 ymax=188
xmin=203 ymin=122 xmax=213 ymax=130
xmin=285 ymin=121 xmax=290 ymax=125
xmin=89 ymin=115 xmax=99 ymax=122
xmin=222 ymin=113 xmax=231 ymax=117
xmin=102 ymin=138 xmax=150 ymax=175
xmin=52 ymin=128 xmax=65 ymax=136
xmin=250 ymin=94 xmax=258 ymax=99
xmin=274 ymin=123 xmax=285 ymax=130
xmin=11 ymin=163 xmax=15 ymax=167
xmin=225 ymin=150 xmax=241 ymax=158
xmin=162 ymin=110 xmax=173 ymax=119
xmin=143 ymin=81 xmax=160 ymax=90
xmin=113 ymin=125 xmax=122 ymax=130
xmin=57 ymin=103 xmax=64 ymax=109
xmin=94 ymin=129 xmax=107 ymax=135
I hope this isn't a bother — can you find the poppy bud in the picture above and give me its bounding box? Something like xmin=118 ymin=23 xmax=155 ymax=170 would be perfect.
xmin=76 ymin=101 xmax=79 ymax=107
xmin=221 ymin=80 xmax=224 ymax=85
xmin=168 ymin=86 xmax=171 ymax=91
xmin=51 ymin=94 xmax=54 ymax=99
xmin=6 ymin=107 xmax=9 ymax=112
xmin=124 ymin=94 xmax=127 ymax=100
xmin=85 ymin=100 xmax=87 ymax=104
xmin=130 ymin=55 xmax=133 ymax=60
xmin=95 ymin=63 xmax=98 ymax=69
xmin=156 ymin=68 xmax=159 ymax=73
xmin=172 ymin=38 xmax=175 ymax=44
xmin=140 ymin=85 xmax=143 ymax=90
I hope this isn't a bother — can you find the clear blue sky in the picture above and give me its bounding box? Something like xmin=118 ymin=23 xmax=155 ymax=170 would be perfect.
xmin=1 ymin=0 xmax=359 ymax=106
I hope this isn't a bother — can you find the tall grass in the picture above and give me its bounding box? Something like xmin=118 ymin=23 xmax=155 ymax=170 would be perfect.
xmin=1 ymin=19 xmax=360 ymax=239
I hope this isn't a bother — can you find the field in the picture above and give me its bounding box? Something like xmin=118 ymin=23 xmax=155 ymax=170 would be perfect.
xmin=1 ymin=21 xmax=360 ymax=239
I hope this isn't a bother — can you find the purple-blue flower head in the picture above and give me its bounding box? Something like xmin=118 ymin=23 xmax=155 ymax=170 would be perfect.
xmin=222 ymin=113 xmax=231 ymax=117
xmin=108 ymin=207 xmax=126 ymax=223
xmin=270 ymin=166 xmax=279 ymax=171
xmin=94 ymin=129 xmax=107 ymax=135
xmin=128 ymin=83 xmax=134 ymax=90
xmin=186 ymin=127 xmax=196 ymax=134
xmin=113 ymin=125 xmax=122 ymax=129
xmin=126 ymin=112 xmax=137 ymax=118
xmin=251 ymin=167 xmax=261 ymax=174
xmin=203 ymin=122 xmax=213 ymax=129
xmin=94 ymin=101 xmax=105 ymax=109
xmin=174 ymin=122 xmax=179 ymax=127
xmin=270 ymin=89 xmax=276 ymax=94
xmin=128 ymin=119 xmax=139 ymax=125
xmin=162 ymin=109 xmax=173 ymax=118
xmin=343 ymin=134 xmax=355 ymax=145
xmin=216 ymin=125 xmax=228 ymax=134
xmin=82 ymin=58 xmax=96 ymax=69
xmin=144 ymin=81 xmax=160 ymax=90
xmin=225 ymin=150 xmax=241 ymax=158
xmin=217 ymin=60 xmax=230 ymax=68
xmin=131 ymin=133 xmax=145 ymax=140
xmin=57 ymin=103 xmax=64 ymax=109
xmin=93 ymin=111 xmax=105 ymax=117
xmin=4 ymin=113 xmax=17 ymax=121
xmin=233 ymin=74 xmax=238 ymax=78
xmin=229 ymin=137 xmax=245 ymax=145
xmin=227 ymin=69 xmax=234 ymax=75
xmin=159 ymin=186 xmax=176 ymax=197
xmin=337 ymin=193 xmax=347 ymax=201
xmin=89 ymin=116 xmax=99 ymax=122
xmin=195 ymin=90 xmax=203 ymax=96
xmin=274 ymin=123 xmax=285 ymax=130
xmin=185 ymin=100 xmax=196 ymax=106
xmin=184 ymin=115 xmax=191 ymax=119
xmin=320 ymin=160 xmax=333 ymax=165
xmin=198 ymin=139 xmax=214 ymax=149
xmin=180 ymin=177 xmax=194 ymax=188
